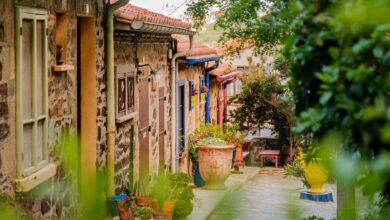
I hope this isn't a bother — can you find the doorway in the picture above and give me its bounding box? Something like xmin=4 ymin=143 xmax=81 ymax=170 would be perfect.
xmin=77 ymin=17 xmax=97 ymax=193
xmin=177 ymin=81 xmax=185 ymax=154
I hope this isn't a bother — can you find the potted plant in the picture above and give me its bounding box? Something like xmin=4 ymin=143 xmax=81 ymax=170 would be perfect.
xmin=201 ymin=85 xmax=208 ymax=93
xmin=283 ymin=157 xmax=310 ymax=188
xmin=188 ymin=135 xmax=205 ymax=187
xmin=189 ymin=124 xmax=231 ymax=187
xmin=150 ymin=172 xmax=194 ymax=219
xmin=169 ymin=173 xmax=194 ymax=219
xmin=135 ymin=179 xmax=154 ymax=207
xmin=118 ymin=196 xmax=135 ymax=220
xmin=191 ymin=86 xmax=199 ymax=96
xmin=134 ymin=206 xmax=153 ymax=220
xmin=197 ymin=137 xmax=235 ymax=189
xmin=150 ymin=173 xmax=176 ymax=219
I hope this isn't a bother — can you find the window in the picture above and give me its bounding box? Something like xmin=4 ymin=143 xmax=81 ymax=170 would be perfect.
xmin=235 ymin=79 xmax=242 ymax=94
xmin=16 ymin=7 xmax=49 ymax=177
xmin=115 ymin=64 xmax=136 ymax=122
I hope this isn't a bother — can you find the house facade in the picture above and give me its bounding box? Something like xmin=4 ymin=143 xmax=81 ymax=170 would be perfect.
xmin=173 ymin=35 xmax=218 ymax=173
xmin=0 ymin=0 xmax=107 ymax=217
xmin=0 ymin=1 xmax=197 ymax=218
xmin=112 ymin=4 xmax=195 ymax=191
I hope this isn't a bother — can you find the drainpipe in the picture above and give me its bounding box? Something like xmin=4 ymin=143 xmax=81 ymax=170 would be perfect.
xmin=106 ymin=0 xmax=128 ymax=197
xmin=171 ymin=35 xmax=194 ymax=172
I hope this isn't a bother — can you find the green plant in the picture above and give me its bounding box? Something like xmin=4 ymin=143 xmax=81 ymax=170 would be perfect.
xmin=283 ymin=158 xmax=309 ymax=189
xmin=136 ymin=178 xmax=151 ymax=197
xmin=197 ymin=137 xmax=227 ymax=146
xmin=168 ymin=173 xmax=195 ymax=219
xmin=135 ymin=206 xmax=153 ymax=220
xmin=150 ymin=173 xmax=172 ymax=210
xmin=189 ymin=124 xmax=228 ymax=162
xmin=149 ymin=172 xmax=194 ymax=218
xmin=302 ymin=216 xmax=326 ymax=220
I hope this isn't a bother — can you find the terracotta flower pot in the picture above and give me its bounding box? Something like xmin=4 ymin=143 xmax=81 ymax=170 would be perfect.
xmin=198 ymin=144 xmax=235 ymax=189
xmin=118 ymin=207 xmax=134 ymax=220
xmin=153 ymin=212 xmax=170 ymax=220
xmin=162 ymin=201 xmax=175 ymax=213
xmin=136 ymin=196 xmax=154 ymax=206
xmin=153 ymin=201 xmax=176 ymax=220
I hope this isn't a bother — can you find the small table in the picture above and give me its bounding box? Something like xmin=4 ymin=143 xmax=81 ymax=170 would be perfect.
xmin=259 ymin=150 xmax=280 ymax=168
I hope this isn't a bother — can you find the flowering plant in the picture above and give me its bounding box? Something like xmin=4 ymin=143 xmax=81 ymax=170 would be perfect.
xmin=118 ymin=196 xmax=135 ymax=209
xmin=191 ymin=87 xmax=199 ymax=96
xmin=201 ymin=85 xmax=208 ymax=93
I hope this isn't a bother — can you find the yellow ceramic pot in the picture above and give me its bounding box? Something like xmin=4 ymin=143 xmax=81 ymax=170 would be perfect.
xmin=299 ymin=154 xmax=329 ymax=194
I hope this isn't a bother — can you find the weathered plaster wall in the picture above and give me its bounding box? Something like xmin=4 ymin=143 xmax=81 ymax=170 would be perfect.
xmin=114 ymin=40 xmax=172 ymax=194
xmin=177 ymin=63 xmax=207 ymax=173
xmin=177 ymin=64 xmax=205 ymax=136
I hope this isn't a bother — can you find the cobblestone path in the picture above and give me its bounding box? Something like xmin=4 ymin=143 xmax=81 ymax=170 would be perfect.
xmin=208 ymin=174 xmax=337 ymax=220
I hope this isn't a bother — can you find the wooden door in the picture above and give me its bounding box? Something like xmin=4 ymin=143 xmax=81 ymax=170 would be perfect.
xmin=138 ymin=80 xmax=149 ymax=180
xmin=158 ymin=87 xmax=165 ymax=169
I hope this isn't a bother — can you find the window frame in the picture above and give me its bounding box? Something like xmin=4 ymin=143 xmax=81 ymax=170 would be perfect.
xmin=15 ymin=7 xmax=49 ymax=178
xmin=115 ymin=64 xmax=137 ymax=123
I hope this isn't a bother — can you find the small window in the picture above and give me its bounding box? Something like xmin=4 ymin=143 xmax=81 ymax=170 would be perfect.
xmin=115 ymin=64 xmax=136 ymax=122
xmin=16 ymin=7 xmax=49 ymax=177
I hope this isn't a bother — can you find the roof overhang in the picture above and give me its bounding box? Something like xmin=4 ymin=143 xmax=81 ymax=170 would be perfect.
xmin=186 ymin=55 xmax=219 ymax=64
xmin=115 ymin=19 xmax=196 ymax=36
xmin=215 ymin=71 xmax=241 ymax=82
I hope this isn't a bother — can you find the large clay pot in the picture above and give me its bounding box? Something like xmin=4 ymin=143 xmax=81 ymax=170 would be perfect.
xmin=301 ymin=158 xmax=329 ymax=194
xmin=198 ymin=144 xmax=235 ymax=189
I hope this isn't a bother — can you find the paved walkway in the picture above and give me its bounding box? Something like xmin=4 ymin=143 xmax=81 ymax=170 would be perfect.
xmin=187 ymin=167 xmax=259 ymax=220
xmin=208 ymin=173 xmax=337 ymax=220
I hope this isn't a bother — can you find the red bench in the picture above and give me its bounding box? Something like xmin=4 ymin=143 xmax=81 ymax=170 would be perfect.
xmin=259 ymin=150 xmax=280 ymax=168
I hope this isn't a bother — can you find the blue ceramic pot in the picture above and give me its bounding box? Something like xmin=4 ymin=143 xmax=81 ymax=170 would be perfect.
xmin=194 ymin=161 xmax=205 ymax=187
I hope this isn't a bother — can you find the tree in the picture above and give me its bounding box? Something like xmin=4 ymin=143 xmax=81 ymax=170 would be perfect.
xmin=229 ymin=60 xmax=294 ymax=163
xmin=187 ymin=0 xmax=390 ymax=218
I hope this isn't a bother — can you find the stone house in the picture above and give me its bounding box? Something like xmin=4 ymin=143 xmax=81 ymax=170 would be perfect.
xmin=0 ymin=0 xmax=196 ymax=218
xmin=112 ymin=4 xmax=195 ymax=191
xmin=172 ymin=35 xmax=218 ymax=173
xmin=208 ymin=63 xmax=240 ymax=126
xmin=0 ymin=0 xmax=107 ymax=217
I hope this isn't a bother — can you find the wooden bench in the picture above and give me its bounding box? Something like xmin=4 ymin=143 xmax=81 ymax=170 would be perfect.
xmin=259 ymin=150 xmax=280 ymax=168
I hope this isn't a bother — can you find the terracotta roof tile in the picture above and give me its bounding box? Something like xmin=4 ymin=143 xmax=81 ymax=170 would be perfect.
xmin=210 ymin=62 xmax=237 ymax=76
xmin=116 ymin=4 xmax=192 ymax=29
xmin=173 ymin=35 xmax=218 ymax=57
xmin=217 ymin=39 xmax=253 ymax=56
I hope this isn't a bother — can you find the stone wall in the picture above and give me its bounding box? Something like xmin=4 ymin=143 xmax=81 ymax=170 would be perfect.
xmin=0 ymin=0 xmax=16 ymax=198
xmin=113 ymin=40 xmax=172 ymax=194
